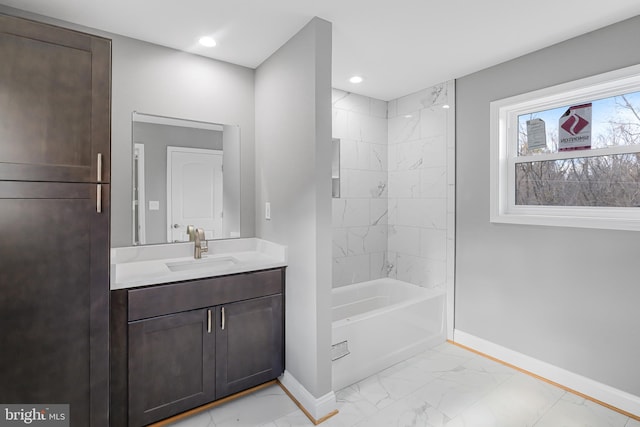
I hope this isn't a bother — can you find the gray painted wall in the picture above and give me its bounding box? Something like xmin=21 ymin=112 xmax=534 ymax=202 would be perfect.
xmin=255 ymin=17 xmax=333 ymax=398
xmin=0 ymin=6 xmax=256 ymax=248
xmin=456 ymin=15 xmax=640 ymax=396
xmin=111 ymin=36 xmax=255 ymax=247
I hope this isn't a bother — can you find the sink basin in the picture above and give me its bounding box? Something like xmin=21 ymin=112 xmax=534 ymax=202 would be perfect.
xmin=166 ymin=257 xmax=238 ymax=272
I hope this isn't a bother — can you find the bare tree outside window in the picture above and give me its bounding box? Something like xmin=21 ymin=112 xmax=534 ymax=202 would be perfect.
xmin=516 ymin=93 xmax=640 ymax=207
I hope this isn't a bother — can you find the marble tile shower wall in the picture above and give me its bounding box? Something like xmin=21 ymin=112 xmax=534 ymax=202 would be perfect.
xmin=331 ymin=82 xmax=453 ymax=291
xmin=332 ymin=89 xmax=389 ymax=287
xmin=387 ymin=83 xmax=452 ymax=290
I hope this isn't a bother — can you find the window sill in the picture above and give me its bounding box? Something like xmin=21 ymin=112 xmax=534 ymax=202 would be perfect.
xmin=490 ymin=208 xmax=640 ymax=231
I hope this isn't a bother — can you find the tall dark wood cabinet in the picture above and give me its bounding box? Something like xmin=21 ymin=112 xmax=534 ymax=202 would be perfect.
xmin=0 ymin=14 xmax=111 ymax=427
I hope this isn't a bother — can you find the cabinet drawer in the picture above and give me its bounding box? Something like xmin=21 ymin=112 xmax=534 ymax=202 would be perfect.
xmin=128 ymin=268 xmax=283 ymax=321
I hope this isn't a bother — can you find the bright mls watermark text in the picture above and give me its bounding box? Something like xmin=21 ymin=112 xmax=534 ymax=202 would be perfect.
xmin=0 ymin=405 xmax=69 ymax=427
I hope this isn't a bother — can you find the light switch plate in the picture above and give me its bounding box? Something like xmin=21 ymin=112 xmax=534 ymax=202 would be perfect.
xmin=265 ymin=202 xmax=271 ymax=220
xmin=149 ymin=200 xmax=160 ymax=210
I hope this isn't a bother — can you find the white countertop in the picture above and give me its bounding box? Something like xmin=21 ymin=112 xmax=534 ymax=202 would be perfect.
xmin=110 ymin=238 xmax=287 ymax=290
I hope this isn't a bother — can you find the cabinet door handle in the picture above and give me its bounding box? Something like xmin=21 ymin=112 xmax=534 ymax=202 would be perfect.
xmin=97 ymin=153 xmax=103 ymax=182
xmin=207 ymin=309 xmax=212 ymax=333
xmin=221 ymin=307 xmax=225 ymax=331
xmin=96 ymin=184 xmax=102 ymax=213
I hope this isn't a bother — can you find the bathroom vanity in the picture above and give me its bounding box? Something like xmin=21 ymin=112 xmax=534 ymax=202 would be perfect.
xmin=110 ymin=239 xmax=287 ymax=427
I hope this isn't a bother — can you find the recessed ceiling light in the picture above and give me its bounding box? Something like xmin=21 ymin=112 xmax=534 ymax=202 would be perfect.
xmin=199 ymin=36 xmax=217 ymax=47
xmin=442 ymin=104 xmax=450 ymax=109
xmin=349 ymin=75 xmax=363 ymax=84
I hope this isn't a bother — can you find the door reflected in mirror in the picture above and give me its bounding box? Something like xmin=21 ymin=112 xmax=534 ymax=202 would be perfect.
xmin=132 ymin=112 xmax=241 ymax=245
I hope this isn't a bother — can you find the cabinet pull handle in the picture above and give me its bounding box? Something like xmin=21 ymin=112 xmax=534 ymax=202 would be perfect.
xmin=97 ymin=153 xmax=103 ymax=182
xmin=207 ymin=309 xmax=212 ymax=333
xmin=221 ymin=307 xmax=225 ymax=331
xmin=96 ymin=184 xmax=102 ymax=213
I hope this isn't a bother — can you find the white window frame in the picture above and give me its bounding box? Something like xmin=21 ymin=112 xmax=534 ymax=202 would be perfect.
xmin=490 ymin=64 xmax=640 ymax=231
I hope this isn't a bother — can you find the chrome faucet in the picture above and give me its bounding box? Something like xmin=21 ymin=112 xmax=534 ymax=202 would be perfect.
xmin=194 ymin=228 xmax=208 ymax=259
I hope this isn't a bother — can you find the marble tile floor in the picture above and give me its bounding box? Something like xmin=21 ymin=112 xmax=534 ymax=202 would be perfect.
xmin=167 ymin=342 xmax=640 ymax=427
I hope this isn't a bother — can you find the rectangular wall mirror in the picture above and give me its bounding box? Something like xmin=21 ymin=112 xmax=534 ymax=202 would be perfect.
xmin=132 ymin=112 xmax=241 ymax=245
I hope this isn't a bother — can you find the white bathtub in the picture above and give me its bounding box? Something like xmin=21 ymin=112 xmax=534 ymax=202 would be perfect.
xmin=331 ymin=278 xmax=446 ymax=391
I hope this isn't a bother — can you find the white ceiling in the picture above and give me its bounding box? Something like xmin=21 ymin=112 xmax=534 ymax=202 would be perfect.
xmin=3 ymin=0 xmax=640 ymax=100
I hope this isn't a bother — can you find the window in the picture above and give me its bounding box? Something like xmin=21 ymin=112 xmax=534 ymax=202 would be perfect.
xmin=490 ymin=64 xmax=640 ymax=230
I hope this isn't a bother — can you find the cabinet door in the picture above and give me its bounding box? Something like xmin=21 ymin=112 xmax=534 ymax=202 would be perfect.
xmin=215 ymin=295 xmax=284 ymax=399
xmin=0 ymin=181 xmax=110 ymax=427
xmin=128 ymin=309 xmax=216 ymax=427
xmin=0 ymin=14 xmax=110 ymax=183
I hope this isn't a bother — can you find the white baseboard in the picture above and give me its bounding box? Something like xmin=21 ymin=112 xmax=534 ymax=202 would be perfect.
xmin=453 ymin=329 xmax=640 ymax=417
xmin=278 ymin=370 xmax=337 ymax=422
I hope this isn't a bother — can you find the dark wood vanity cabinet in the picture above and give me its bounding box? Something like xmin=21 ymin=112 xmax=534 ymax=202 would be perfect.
xmin=111 ymin=268 xmax=285 ymax=427
xmin=128 ymin=308 xmax=217 ymax=426
xmin=0 ymin=14 xmax=111 ymax=427
xmin=215 ymin=294 xmax=284 ymax=399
